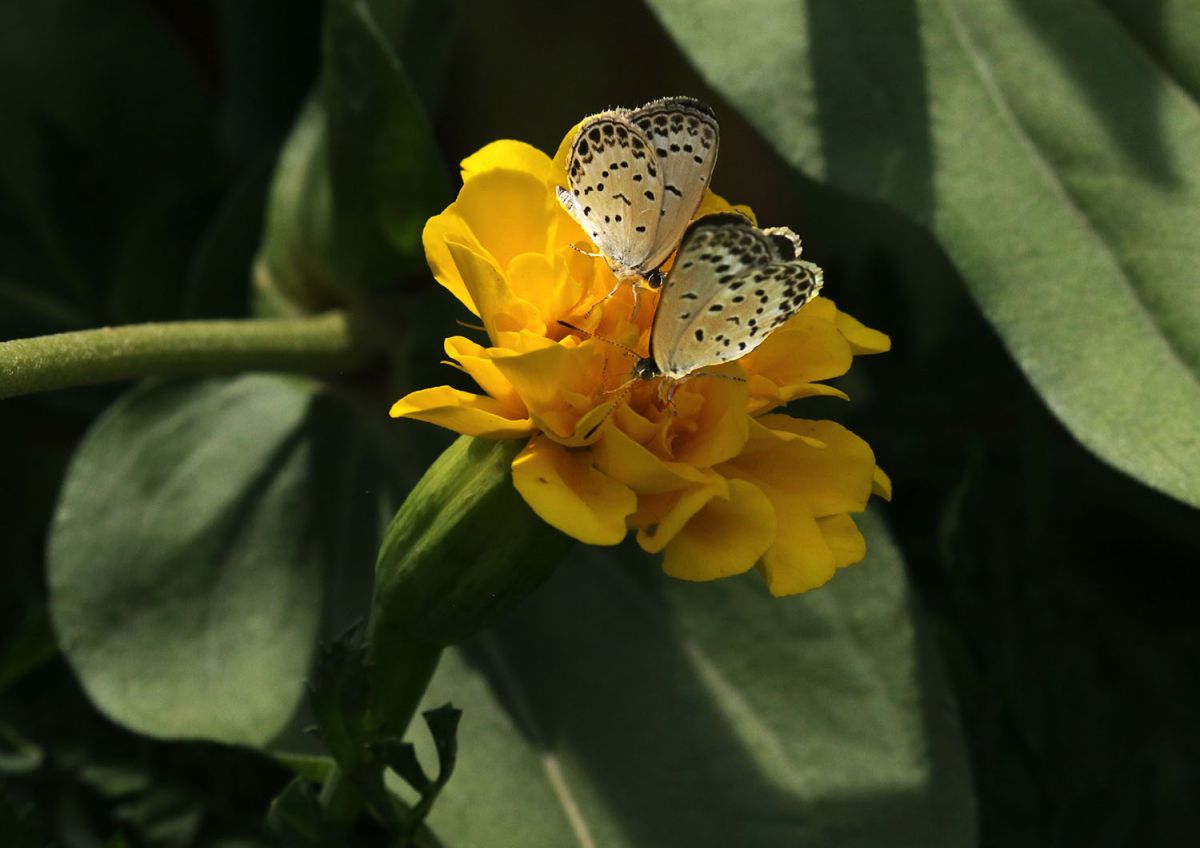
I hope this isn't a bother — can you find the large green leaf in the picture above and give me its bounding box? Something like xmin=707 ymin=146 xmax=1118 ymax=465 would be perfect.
xmin=48 ymin=375 xmax=401 ymax=746
xmin=646 ymin=0 xmax=1200 ymax=509
xmin=322 ymin=0 xmax=450 ymax=293
xmin=0 ymin=0 xmax=218 ymax=324
xmin=1100 ymin=0 xmax=1200 ymax=101
xmin=414 ymin=512 xmax=975 ymax=847
xmin=253 ymin=95 xmax=340 ymax=316
xmin=252 ymin=0 xmax=450 ymax=313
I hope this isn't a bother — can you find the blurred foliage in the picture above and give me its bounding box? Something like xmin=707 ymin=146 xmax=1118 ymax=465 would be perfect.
xmin=648 ymin=0 xmax=1200 ymax=511
xmin=1 ymin=0 xmax=1198 ymax=846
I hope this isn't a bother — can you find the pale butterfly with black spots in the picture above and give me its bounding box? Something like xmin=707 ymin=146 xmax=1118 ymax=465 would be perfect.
xmin=634 ymin=212 xmax=823 ymax=385
xmin=556 ymin=97 xmax=719 ymax=290
xmin=562 ymin=212 xmax=824 ymax=430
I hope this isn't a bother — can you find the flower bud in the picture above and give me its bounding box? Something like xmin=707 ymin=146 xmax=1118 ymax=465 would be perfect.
xmin=370 ymin=435 xmax=573 ymax=647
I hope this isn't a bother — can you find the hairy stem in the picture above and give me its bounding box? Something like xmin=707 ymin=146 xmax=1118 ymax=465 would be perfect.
xmin=0 ymin=311 xmax=372 ymax=400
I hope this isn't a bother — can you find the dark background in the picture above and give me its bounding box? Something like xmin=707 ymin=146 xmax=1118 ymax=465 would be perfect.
xmin=2 ymin=1 xmax=1197 ymax=845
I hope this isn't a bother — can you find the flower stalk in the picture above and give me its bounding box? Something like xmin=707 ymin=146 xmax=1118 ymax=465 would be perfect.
xmin=366 ymin=435 xmax=574 ymax=734
xmin=0 ymin=310 xmax=371 ymax=400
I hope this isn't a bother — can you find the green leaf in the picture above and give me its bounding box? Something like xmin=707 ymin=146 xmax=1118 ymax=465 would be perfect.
xmin=1100 ymin=0 xmax=1200 ymax=101
xmin=322 ymin=0 xmax=450 ymax=292
xmin=0 ymin=793 xmax=43 ymax=848
xmin=215 ymin=1 xmax=323 ymax=162
xmin=417 ymin=512 xmax=976 ymax=847
xmin=647 ymin=0 xmax=1200 ymax=509
xmin=0 ymin=605 xmax=57 ymax=693
xmin=112 ymin=785 xmax=204 ymax=847
xmin=253 ymin=95 xmax=340 ymax=316
xmin=181 ymin=155 xmax=274 ymax=320
xmin=0 ymin=276 xmax=90 ymax=339
xmin=0 ymin=724 xmax=44 ymax=775
xmin=0 ymin=0 xmax=219 ymax=321
xmin=265 ymin=777 xmax=327 ymax=846
xmin=308 ymin=625 xmax=373 ymax=771
xmin=48 ymin=375 xmax=400 ymax=746
xmin=375 ymin=704 xmax=462 ymax=840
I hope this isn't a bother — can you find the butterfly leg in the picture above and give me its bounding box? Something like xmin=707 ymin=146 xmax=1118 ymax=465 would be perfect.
xmin=604 ymin=376 xmax=639 ymax=397
xmin=583 ymin=277 xmax=624 ymax=319
xmin=585 ymin=381 xmax=636 ymax=439
xmin=598 ymin=354 xmax=636 ymax=395
xmin=655 ymin=378 xmax=682 ymax=416
xmin=629 ymin=273 xmax=665 ymax=321
xmin=569 ymin=242 xmax=604 ymax=259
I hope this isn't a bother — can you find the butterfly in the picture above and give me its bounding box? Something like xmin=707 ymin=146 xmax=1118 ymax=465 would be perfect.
xmin=562 ymin=213 xmax=824 ymax=432
xmin=556 ymin=97 xmax=719 ymax=291
xmin=636 ymin=212 xmax=823 ymax=385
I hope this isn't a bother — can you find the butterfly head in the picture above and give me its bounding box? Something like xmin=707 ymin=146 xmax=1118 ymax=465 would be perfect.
xmin=633 ymin=357 xmax=661 ymax=382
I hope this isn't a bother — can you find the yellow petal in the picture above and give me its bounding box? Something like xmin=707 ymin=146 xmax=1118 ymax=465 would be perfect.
xmin=694 ymin=190 xmax=756 ymax=224
xmin=803 ymin=296 xmax=838 ymax=322
xmin=592 ymin=424 xmax=708 ymax=494
xmin=461 ymin=140 xmax=559 ymax=188
xmin=661 ymin=479 xmax=776 ymax=582
xmin=506 ymin=252 xmax=588 ymax=324
xmin=614 ymin=402 xmax=659 ymax=444
xmin=745 ymin=377 xmax=849 ymax=416
xmin=740 ymin=308 xmax=854 ymax=394
xmin=390 ymin=387 xmax=534 ymax=439
xmin=446 ymin=241 xmax=541 ymax=343
xmin=511 ymin=436 xmax=636 ymax=545
xmin=756 ymin=499 xmax=837 ymax=596
xmin=422 ymin=210 xmax=486 ymax=316
xmin=635 ymin=470 xmax=729 ymax=553
xmin=492 ymin=338 xmax=602 ymax=441
xmin=551 ymin=122 xmax=583 ymax=173
xmin=494 ymin=328 xmax=560 ymax=355
xmin=872 ymin=465 xmax=894 ymax=501
xmin=817 ymin=513 xmax=867 ymax=568
xmin=665 ymin=370 xmax=750 ymax=468
xmin=455 ymin=168 xmax=556 ymax=270
xmin=443 ymin=336 xmax=525 ymax=414
xmin=834 ymin=309 xmax=892 ymax=355
xmin=727 ymin=415 xmax=876 ymax=516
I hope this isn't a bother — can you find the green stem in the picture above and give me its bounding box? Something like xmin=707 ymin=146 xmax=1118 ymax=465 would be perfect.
xmin=0 ymin=310 xmax=371 ymax=400
xmin=320 ymin=623 xmax=441 ymax=830
xmin=366 ymin=618 xmax=443 ymax=740
xmin=318 ymin=766 xmax=364 ymax=826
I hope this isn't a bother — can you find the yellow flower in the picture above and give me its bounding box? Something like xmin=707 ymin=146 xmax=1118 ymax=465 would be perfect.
xmin=391 ymin=134 xmax=892 ymax=596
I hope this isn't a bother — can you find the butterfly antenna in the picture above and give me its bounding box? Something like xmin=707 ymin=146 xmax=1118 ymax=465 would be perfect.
xmin=690 ymin=371 xmax=748 ymax=384
xmin=585 ymin=381 xmax=636 ymax=439
xmin=557 ymin=321 xmax=640 ymax=359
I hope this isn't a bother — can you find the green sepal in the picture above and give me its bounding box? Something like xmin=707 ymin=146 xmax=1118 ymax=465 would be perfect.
xmin=371 ymin=435 xmax=574 ymax=647
xmin=265 ymin=777 xmax=327 ymax=845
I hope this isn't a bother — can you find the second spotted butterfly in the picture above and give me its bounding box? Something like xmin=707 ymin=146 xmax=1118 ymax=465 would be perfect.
xmin=643 ymin=213 xmax=823 ymax=382
xmin=563 ymin=212 xmax=824 ymax=430
xmin=556 ymin=97 xmax=719 ymax=290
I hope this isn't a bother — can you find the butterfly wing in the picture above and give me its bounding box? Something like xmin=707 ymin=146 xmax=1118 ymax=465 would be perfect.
xmin=558 ymin=112 xmax=665 ymax=279
xmin=629 ymin=97 xmax=720 ymax=273
xmin=651 ymin=214 xmax=823 ymax=378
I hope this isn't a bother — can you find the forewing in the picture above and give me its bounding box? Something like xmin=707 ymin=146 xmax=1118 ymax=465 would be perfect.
xmin=630 ymin=97 xmax=720 ymax=272
xmin=652 ymin=215 xmax=823 ymax=377
xmin=559 ymin=112 xmax=664 ymax=277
